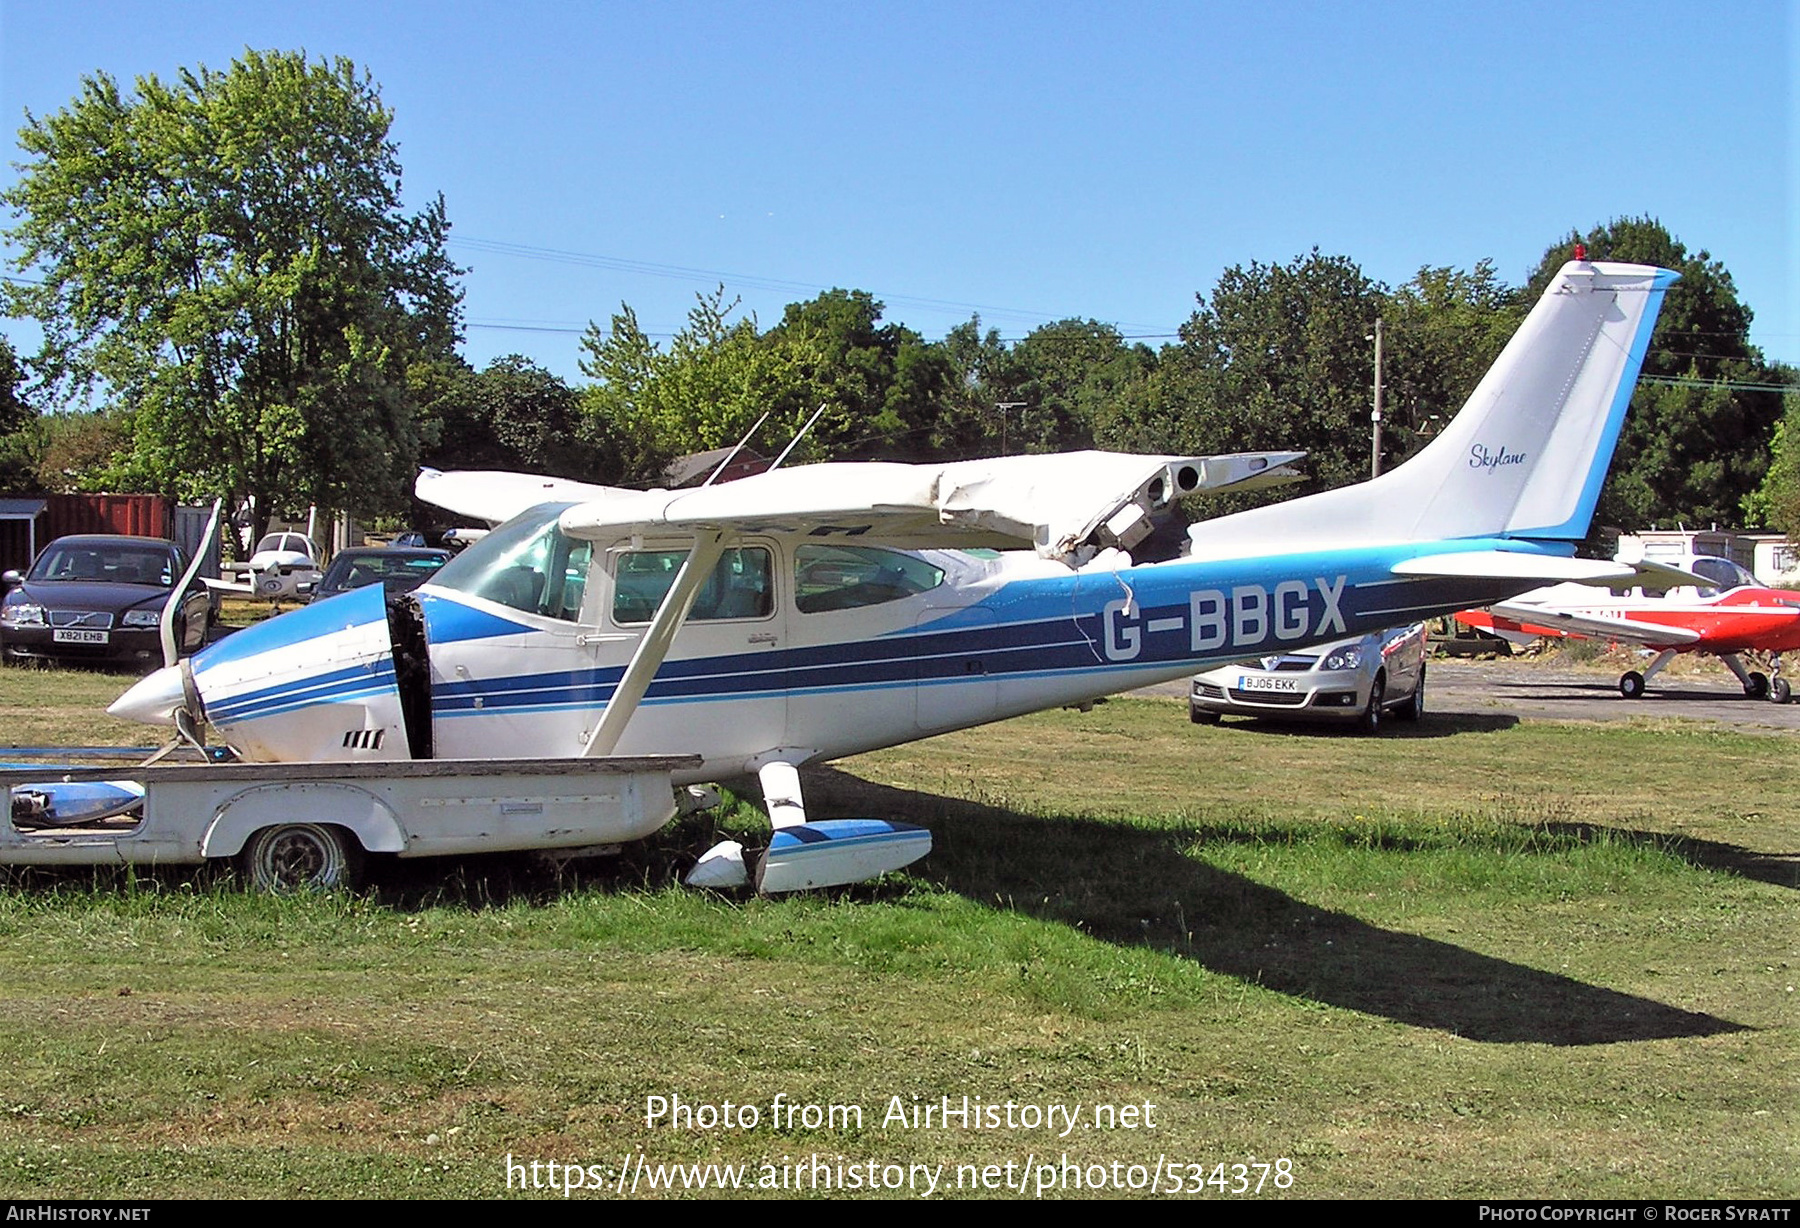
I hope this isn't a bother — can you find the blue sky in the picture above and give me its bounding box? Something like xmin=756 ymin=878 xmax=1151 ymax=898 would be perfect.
xmin=1 ymin=1 xmax=1793 ymax=386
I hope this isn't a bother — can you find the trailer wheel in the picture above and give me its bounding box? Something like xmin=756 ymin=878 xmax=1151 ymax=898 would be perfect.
xmin=238 ymin=824 xmax=364 ymax=892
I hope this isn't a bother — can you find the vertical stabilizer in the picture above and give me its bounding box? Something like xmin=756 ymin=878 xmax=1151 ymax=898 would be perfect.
xmin=1186 ymin=260 xmax=1678 ymax=558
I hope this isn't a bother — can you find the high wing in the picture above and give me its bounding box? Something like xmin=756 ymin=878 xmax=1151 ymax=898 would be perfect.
xmin=413 ymin=468 xmax=639 ymax=527
xmin=535 ymin=450 xmax=1304 ymax=565
xmin=1468 ymin=601 xmax=1704 ymax=647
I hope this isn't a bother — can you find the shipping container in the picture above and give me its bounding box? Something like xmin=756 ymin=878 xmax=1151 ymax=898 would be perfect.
xmin=0 ymin=493 xmax=171 ymax=574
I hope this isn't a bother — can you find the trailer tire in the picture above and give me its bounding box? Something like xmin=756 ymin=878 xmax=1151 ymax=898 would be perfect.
xmin=238 ymin=823 xmax=364 ymax=892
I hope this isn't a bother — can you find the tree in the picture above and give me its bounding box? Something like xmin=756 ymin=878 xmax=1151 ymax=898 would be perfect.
xmin=1525 ymin=218 xmax=1783 ymax=529
xmin=1380 ymin=260 xmax=1526 ymax=464
xmin=0 ymin=337 xmax=36 ymax=488
xmin=1743 ymin=376 xmax=1800 ymax=536
xmin=418 ymin=355 xmax=596 ymax=478
xmin=1010 ymin=320 xmax=1155 ymax=454
xmin=936 ymin=316 xmax=1024 ymax=457
xmin=579 ymin=289 xmax=833 ymax=485
xmin=1103 ymin=250 xmax=1386 ymax=496
xmin=2 ymin=50 xmax=462 ymax=543
xmin=765 ymin=289 xmax=951 ymax=460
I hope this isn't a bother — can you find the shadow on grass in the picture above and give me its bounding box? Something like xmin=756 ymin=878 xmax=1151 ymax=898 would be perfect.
xmin=803 ymin=769 xmax=1748 ymax=1047
xmin=1482 ymin=675 xmax=1762 ymax=704
xmin=0 ymin=772 xmax=1764 ymax=1047
xmin=1534 ymin=821 xmax=1798 ymax=891
xmin=1212 ymin=712 xmax=1519 ymax=738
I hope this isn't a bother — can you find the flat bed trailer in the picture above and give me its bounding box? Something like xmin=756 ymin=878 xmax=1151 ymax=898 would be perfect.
xmin=0 ymin=755 xmax=701 ymax=889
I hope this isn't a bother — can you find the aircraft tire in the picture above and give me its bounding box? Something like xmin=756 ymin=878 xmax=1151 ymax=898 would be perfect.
xmin=1745 ymin=671 xmax=1770 ymax=700
xmin=1358 ymin=674 xmax=1385 ymax=734
xmin=1771 ymin=678 xmax=1791 ymax=705
xmin=1619 ymin=671 xmax=1646 ymax=699
xmin=237 ymin=823 xmax=364 ymax=892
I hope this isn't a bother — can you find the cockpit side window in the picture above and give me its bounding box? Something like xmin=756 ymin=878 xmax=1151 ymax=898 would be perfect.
xmin=428 ymin=503 xmax=591 ymax=622
xmin=611 ymin=547 xmax=773 ymax=625
xmin=794 ymin=545 xmax=945 ymax=614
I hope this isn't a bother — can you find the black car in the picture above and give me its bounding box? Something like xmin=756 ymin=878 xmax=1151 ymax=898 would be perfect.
xmin=304 ymin=546 xmax=450 ymax=602
xmin=1 ymin=534 xmax=212 ymax=667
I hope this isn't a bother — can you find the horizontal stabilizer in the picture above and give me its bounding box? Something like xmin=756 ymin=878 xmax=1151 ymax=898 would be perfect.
xmin=1395 ymin=553 xmax=1712 ymax=588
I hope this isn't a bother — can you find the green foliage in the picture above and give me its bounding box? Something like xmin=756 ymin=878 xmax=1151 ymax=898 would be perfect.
xmin=1381 ymin=260 xmax=1526 ymax=464
xmin=30 ymin=410 xmax=154 ymax=493
xmin=0 ymin=337 xmax=37 ymax=488
xmin=416 ymin=354 xmax=598 ymax=480
xmin=936 ymin=316 xmax=1024 ymax=456
xmin=767 ymin=289 xmax=953 ymax=459
xmin=1100 ymin=250 xmax=1385 ymax=496
xmin=1744 ymin=382 xmax=1800 ymax=533
xmin=579 ymin=288 xmax=837 ymax=484
xmin=2 ymin=50 xmax=462 ymax=537
xmin=1011 ymin=320 xmax=1155 ymax=454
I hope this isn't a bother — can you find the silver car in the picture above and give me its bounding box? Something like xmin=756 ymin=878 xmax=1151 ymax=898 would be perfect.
xmin=1189 ymin=624 xmax=1429 ymax=732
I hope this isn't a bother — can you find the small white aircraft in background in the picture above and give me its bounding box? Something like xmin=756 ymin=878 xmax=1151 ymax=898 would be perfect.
xmin=112 ymin=259 xmax=1681 ymax=892
xmin=235 ymin=531 xmax=322 ymax=602
xmin=200 ymin=531 xmax=323 ymax=604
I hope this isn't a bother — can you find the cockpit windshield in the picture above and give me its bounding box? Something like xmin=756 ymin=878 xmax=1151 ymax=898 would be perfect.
xmin=426 ymin=502 xmax=592 ymax=622
xmin=1687 ymin=556 xmax=1756 ymax=596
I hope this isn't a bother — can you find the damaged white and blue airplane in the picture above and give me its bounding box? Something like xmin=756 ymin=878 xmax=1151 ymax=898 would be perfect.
xmin=110 ymin=259 xmax=1683 ymax=891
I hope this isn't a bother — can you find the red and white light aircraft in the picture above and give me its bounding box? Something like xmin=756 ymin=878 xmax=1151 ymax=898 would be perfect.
xmin=1454 ymin=555 xmax=1800 ymax=701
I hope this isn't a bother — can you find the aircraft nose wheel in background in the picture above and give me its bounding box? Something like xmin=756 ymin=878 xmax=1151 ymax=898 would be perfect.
xmin=1619 ymin=671 xmax=1646 ymax=699
xmin=1771 ymin=678 xmax=1792 ymax=704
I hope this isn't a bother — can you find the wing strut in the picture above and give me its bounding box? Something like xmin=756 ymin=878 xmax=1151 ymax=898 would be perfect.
xmin=580 ymin=530 xmax=730 ymax=757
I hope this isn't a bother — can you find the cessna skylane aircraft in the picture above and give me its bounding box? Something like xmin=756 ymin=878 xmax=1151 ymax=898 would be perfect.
xmin=112 ymin=258 xmax=1681 ymax=891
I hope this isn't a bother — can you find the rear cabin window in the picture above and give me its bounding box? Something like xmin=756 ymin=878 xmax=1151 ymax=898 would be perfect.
xmin=612 ymin=547 xmax=773 ymax=624
xmin=794 ymin=545 xmax=944 ymax=614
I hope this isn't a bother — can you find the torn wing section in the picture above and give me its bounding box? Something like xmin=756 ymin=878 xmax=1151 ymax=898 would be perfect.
xmin=415 ymin=467 xmax=637 ymax=527
xmin=550 ymin=449 xmax=1303 ymax=566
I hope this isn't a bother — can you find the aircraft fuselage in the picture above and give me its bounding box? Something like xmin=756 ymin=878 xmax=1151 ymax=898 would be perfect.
xmin=173 ymin=522 xmax=1527 ymax=781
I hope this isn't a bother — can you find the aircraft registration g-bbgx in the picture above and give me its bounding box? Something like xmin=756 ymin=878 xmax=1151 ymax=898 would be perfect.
xmin=112 ymin=258 xmax=1681 ymax=891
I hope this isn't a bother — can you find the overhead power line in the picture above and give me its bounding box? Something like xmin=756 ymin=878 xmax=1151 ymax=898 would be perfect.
xmin=1640 ymin=375 xmax=1798 ymax=394
xmin=449 ymin=235 xmax=1163 ymax=330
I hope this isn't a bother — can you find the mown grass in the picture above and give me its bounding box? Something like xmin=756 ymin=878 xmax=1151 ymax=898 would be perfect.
xmin=0 ymin=665 xmax=1792 ymax=1198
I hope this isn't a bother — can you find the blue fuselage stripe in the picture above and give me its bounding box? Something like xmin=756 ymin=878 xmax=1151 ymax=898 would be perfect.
xmin=200 ymin=540 xmax=1528 ymax=729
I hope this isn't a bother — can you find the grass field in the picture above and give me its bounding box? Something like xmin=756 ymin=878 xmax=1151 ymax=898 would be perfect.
xmin=0 ymin=664 xmax=1792 ymax=1199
